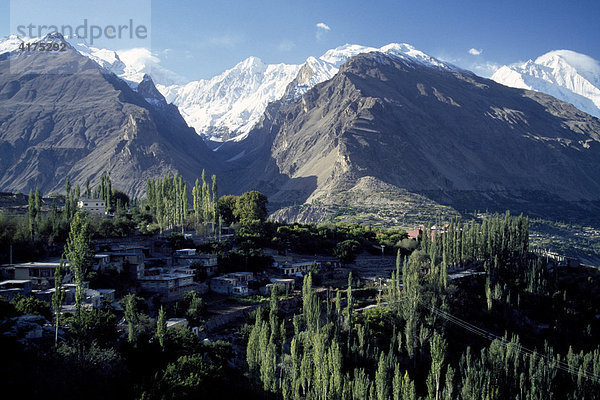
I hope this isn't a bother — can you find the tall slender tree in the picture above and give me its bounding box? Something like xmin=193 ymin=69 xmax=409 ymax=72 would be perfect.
xmin=123 ymin=293 xmax=139 ymax=344
xmin=156 ymin=305 xmax=166 ymax=349
xmin=65 ymin=211 xmax=92 ymax=358
xmin=211 ymin=174 xmax=218 ymax=225
xmin=52 ymin=256 xmax=66 ymax=348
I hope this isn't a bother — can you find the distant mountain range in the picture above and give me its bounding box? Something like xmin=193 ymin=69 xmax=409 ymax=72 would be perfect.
xmin=218 ymin=51 xmax=600 ymax=222
xmin=492 ymin=50 xmax=600 ymax=119
xmin=0 ymin=33 xmax=599 ymax=224
xmin=3 ymin=34 xmax=598 ymax=143
xmin=157 ymin=43 xmax=457 ymax=142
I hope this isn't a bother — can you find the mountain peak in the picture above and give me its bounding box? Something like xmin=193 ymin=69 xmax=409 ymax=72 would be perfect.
xmin=319 ymin=44 xmax=378 ymax=66
xmin=318 ymin=42 xmax=455 ymax=71
xmin=235 ymin=56 xmax=266 ymax=72
xmin=535 ymin=50 xmax=600 ymax=85
xmin=492 ymin=49 xmax=600 ymax=118
xmin=158 ymin=41 xmax=458 ymax=142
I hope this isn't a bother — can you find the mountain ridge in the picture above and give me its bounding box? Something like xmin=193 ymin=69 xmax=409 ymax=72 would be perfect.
xmin=157 ymin=42 xmax=459 ymax=141
xmin=492 ymin=49 xmax=600 ymax=119
xmin=220 ymin=52 xmax=600 ymax=222
xmin=0 ymin=33 xmax=219 ymax=198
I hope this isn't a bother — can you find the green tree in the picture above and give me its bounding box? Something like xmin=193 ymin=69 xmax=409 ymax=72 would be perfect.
xmin=234 ymin=191 xmax=268 ymax=222
xmin=211 ymin=174 xmax=218 ymax=224
xmin=52 ymin=256 xmax=67 ymax=347
xmin=201 ymin=170 xmax=211 ymax=223
xmin=375 ymin=352 xmax=391 ymax=400
xmin=85 ymin=177 xmax=91 ymax=198
xmin=12 ymin=296 xmax=52 ymax=320
xmin=302 ymin=273 xmax=320 ymax=332
xmin=400 ymin=372 xmax=416 ymax=400
xmin=334 ymin=239 xmax=361 ymax=265
xmin=246 ymin=312 xmax=263 ymax=379
xmin=65 ymin=211 xmax=93 ymax=309
xmin=346 ymin=272 xmax=353 ymax=330
xmin=123 ymin=293 xmax=139 ymax=344
xmin=218 ymin=195 xmax=238 ymax=225
xmin=27 ymin=187 xmax=41 ymax=240
xmin=428 ymin=332 xmax=447 ymax=400
xmin=156 ymin=305 xmax=167 ymax=349
xmin=184 ymin=291 xmax=205 ymax=325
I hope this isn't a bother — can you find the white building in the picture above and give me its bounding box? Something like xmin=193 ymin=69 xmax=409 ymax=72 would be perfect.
xmin=260 ymin=278 xmax=295 ymax=296
xmin=77 ymin=198 xmax=106 ymax=215
xmin=13 ymin=260 xmax=72 ymax=289
xmin=174 ymin=253 xmax=219 ymax=277
xmin=209 ymin=272 xmax=254 ymax=296
xmin=138 ymin=271 xmax=195 ymax=302
xmin=275 ymin=261 xmax=319 ymax=276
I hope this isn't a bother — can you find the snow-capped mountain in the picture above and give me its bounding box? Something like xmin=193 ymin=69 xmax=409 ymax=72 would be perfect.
xmin=0 ymin=34 xmax=24 ymax=54
xmin=159 ymin=43 xmax=458 ymax=141
xmin=64 ymin=37 xmax=186 ymax=87
xmin=0 ymin=34 xmax=458 ymax=141
xmin=158 ymin=57 xmax=301 ymax=141
xmin=0 ymin=34 xmax=184 ymax=87
xmin=492 ymin=50 xmax=600 ymax=118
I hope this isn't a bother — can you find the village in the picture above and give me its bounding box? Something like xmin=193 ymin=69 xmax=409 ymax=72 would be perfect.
xmin=1 ymin=190 xmax=596 ymax=400
xmin=1 ymin=196 xmax=583 ymax=345
xmin=0 ymin=196 xmax=364 ymax=343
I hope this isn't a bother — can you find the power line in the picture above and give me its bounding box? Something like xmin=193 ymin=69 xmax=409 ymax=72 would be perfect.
xmin=356 ymin=285 xmax=600 ymax=383
xmin=426 ymin=303 xmax=600 ymax=383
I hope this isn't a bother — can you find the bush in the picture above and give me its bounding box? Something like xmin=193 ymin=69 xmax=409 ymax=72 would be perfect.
xmin=12 ymin=296 xmax=52 ymax=320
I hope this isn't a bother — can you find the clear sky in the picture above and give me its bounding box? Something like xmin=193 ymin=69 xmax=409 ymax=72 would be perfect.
xmin=1 ymin=0 xmax=599 ymax=80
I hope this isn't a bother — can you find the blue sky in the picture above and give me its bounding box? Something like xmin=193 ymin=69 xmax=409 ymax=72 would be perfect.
xmin=1 ymin=0 xmax=599 ymax=80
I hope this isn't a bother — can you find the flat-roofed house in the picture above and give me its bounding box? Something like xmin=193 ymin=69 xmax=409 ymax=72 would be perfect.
xmin=77 ymin=198 xmax=106 ymax=215
xmin=209 ymin=272 xmax=254 ymax=296
xmin=0 ymin=280 xmax=32 ymax=300
xmin=138 ymin=271 xmax=195 ymax=302
xmin=275 ymin=261 xmax=319 ymax=276
xmin=13 ymin=260 xmax=72 ymax=289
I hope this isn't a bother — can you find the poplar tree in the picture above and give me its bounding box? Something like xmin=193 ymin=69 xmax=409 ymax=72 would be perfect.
xmin=346 ymin=272 xmax=353 ymax=327
xmin=124 ymin=293 xmax=139 ymax=344
xmin=246 ymin=313 xmax=262 ymax=379
xmin=428 ymin=332 xmax=447 ymax=400
xmin=201 ymin=170 xmax=211 ymax=223
xmin=211 ymin=174 xmax=218 ymax=224
xmin=52 ymin=256 xmax=66 ymax=347
xmin=65 ymin=211 xmax=93 ymax=288
xmin=85 ymin=178 xmax=91 ymax=198
xmin=375 ymin=352 xmax=391 ymax=400
xmin=156 ymin=305 xmax=166 ymax=349
xmin=400 ymin=372 xmax=416 ymax=400
xmin=193 ymin=178 xmax=201 ymax=226
xmin=402 ymin=254 xmax=421 ymax=362
xmin=64 ymin=178 xmax=71 ymax=214
xmin=28 ymin=188 xmax=36 ymax=239
xmin=65 ymin=211 xmax=92 ymax=358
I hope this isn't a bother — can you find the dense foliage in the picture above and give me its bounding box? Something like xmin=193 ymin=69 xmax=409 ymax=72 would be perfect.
xmin=245 ymin=213 xmax=600 ymax=399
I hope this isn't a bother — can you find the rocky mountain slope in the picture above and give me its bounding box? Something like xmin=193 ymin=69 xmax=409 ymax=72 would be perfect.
xmin=158 ymin=43 xmax=455 ymax=141
xmin=1 ymin=33 xmax=600 ymax=226
xmin=0 ymin=33 xmax=218 ymax=198
xmin=222 ymin=51 xmax=600 ymax=221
